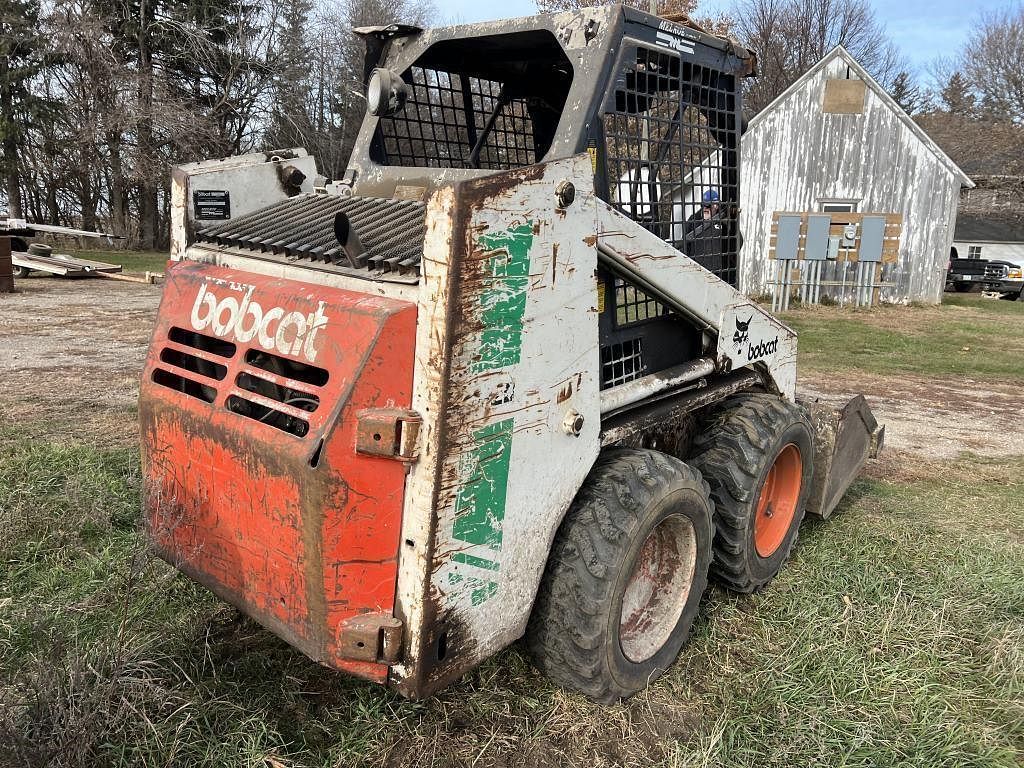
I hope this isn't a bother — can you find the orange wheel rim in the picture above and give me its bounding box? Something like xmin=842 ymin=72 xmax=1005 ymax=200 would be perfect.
xmin=754 ymin=444 xmax=803 ymax=558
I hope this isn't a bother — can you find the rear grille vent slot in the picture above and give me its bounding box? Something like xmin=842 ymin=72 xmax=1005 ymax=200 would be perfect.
xmin=227 ymin=395 xmax=310 ymax=437
xmin=152 ymin=369 xmax=217 ymax=403
xmin=245 ymin=349 xmax=329 ymax=386
xmin=224 ymin=349 xmax=329 ymax=438
xmin=237 ymin=372 xmax=320 ymax=412
xmin=168 ymin=326 xmax=237 ymax=358
xmin=159 ymin=348 xmax=227 ymax=381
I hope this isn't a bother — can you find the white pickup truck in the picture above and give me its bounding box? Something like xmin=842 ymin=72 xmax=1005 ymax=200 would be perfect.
xmin=983 ymin=258 xmax=1024 ymax=301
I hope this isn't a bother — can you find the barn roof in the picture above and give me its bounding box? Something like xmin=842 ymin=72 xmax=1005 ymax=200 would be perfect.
xmin=747 ymin=46 xmax=974 ymax=189
xmin=954 ymin=215 xmax=1024 ymax=244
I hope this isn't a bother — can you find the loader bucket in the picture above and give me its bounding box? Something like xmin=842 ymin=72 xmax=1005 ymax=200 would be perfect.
xmin=804 ymin=395 xmax=884 ymax=519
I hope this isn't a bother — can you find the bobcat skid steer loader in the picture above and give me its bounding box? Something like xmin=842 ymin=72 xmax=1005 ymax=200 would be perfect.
xmin=140 ymin=4 xmax=883 ymax=701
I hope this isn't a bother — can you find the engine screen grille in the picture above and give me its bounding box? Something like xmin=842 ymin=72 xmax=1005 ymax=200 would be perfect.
xmin=196 ymin=194 xmax=427 ymax=278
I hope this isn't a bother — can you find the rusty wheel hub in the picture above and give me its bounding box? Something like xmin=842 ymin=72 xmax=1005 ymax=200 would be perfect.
xmin=619 ymin=514 xmax=698 ymax=663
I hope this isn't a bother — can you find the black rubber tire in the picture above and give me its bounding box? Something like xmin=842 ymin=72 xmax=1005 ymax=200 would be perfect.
xmin=1017 ymin=290 xmax=1024 ymax=303
xmin=526 ymin=448 xmax=713 ymax=702
xmin=690 ymin=394 xmax=814 ymax=593
xmin=953 ymin=281 xmax=975 ymax=293
xmin=12 ymin=265 xmax=30 ymax=279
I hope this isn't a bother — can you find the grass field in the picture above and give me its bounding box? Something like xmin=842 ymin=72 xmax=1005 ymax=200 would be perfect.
xmin=781 ymin=293 xmax=1024 ymax=382
xmin=2 ymin=293 xmax=1022 ymax=767
xmin=64 ymin=248 xmax=169 ymax=276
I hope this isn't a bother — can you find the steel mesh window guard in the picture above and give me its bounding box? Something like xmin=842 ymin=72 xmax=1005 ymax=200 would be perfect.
xmin=377 ymin=66 xmax=538 ymax=170
xmin=614 ymin=277 xmax=665 ymax=326
xmin=603 ymin=45 xmax=741 ymax=286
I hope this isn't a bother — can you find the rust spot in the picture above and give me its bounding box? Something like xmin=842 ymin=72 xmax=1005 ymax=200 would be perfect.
xmin=557 ymin=381 xmax=573 ymax=403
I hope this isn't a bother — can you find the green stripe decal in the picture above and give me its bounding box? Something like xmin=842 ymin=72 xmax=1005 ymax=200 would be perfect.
xmin=452 ymin=552 xmax=501 ymax=571
xmin=472 ymin=222 xmax=534 ymax=374
xmin=448 ymin=222 xmax=535 ymax=606
xmin=451 ymin=418 xmax=514 ymax=551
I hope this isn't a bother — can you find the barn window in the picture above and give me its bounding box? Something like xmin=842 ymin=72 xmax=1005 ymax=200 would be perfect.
xmin=821 ymin=201 xmax=857 ymax=213
xmin=968 ymin=245 xmax=984 ymax=259
xmin=822 ymin=79 xmax=866 ymax=114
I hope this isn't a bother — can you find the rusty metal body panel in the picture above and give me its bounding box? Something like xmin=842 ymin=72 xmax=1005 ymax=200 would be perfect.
xmin=140 ymin=262 xmax=416 ymax=681
xmin=391 ymin=155 xmax=602 ymax=696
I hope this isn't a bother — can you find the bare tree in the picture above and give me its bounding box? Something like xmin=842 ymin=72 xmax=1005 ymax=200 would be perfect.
xmin=961 ymin=7 xmax=1024 ymax=125
xmin=729 ymin=0 xmax=904 ymax=115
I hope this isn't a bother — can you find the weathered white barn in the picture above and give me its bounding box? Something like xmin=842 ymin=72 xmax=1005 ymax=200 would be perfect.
xmin=739 ymin=46 xmax=973 ymax=304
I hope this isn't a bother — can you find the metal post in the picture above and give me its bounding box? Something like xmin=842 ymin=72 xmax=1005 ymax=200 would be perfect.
xmin=0 ymin=236 xmax=13 ymax=293
xmin=851 ymin=259 xmax=860 ymax=307
xmin=839 ymin=257 xmax=847 ymax=307
xmin=783 ymin=260 xmax=792 ymax=311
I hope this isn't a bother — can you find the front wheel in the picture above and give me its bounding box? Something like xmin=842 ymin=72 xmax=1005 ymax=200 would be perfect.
xmin=526 ymin=448 xmax=713 ymax=702
xmin=12 ymin=265 xmax=31 ymax=279
xmin=690 ymin=394 xmax=814 ymax=593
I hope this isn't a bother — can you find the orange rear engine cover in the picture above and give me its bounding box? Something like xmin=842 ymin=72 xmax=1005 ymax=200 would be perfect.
xmin=139 ymin=262 xmax=416 ymax=682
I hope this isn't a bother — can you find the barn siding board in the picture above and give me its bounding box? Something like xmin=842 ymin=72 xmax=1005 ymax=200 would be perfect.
xmin=739 ymin=49 xmax=971 ymax=304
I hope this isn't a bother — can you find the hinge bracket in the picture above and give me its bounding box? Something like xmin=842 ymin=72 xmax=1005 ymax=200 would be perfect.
xmin=355 ymin=408 xmax=421 ymax=461
xmin=337 ymin=612 xmax=403 ymax=664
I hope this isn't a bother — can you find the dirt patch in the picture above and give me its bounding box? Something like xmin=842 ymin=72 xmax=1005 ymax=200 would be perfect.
xmin=0 ymin=276 xmax=161 ymax=447
xmin=799 ymin=369 xmax=1024 ymax=459
xmin=2 ymin=277 xmax=1021 ymax=464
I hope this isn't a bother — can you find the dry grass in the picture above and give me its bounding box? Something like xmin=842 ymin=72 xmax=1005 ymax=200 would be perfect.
xmin=782 ymin=293 xmax=1024 ymax=383
xmin=1 ymin=431 xmax=1021 ymax=767
xmin=2 ymin=289 xmax=1023 ymax=766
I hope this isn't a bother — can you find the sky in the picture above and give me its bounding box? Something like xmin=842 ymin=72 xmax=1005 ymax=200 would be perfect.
xmin=432 ymin=0 xmax=1015 ymax=78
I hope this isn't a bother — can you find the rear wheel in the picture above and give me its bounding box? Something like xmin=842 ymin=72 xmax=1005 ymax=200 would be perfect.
xmin=690 ymin=394 xmax=813 ymax=593
xmin=12 ymin=265 xmax=31 ymax=279
xmin=526 ymin=448 xmax=713 ymax=702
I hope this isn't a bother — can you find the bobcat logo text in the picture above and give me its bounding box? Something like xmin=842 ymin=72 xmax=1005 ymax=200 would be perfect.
xmin=189 ymin=281 xmax=329 ymax=363
xmin=747 ymin=336 xmax=779 ymax=361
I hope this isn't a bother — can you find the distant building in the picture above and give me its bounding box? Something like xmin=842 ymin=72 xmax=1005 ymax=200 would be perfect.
xmin=952 ymin=216 xmax=1024 ymax=263
xmin=739 ymin=46 xmax=974 ymax=304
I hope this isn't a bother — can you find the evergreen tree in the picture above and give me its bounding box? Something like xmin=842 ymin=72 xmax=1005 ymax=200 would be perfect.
xmin=266 ymin=0 xmax=315 ymax=151
xmin=940 ymin=72 xmax=976 ymax=118
xmin=890 ymin=71 xmax=922 ymax=115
